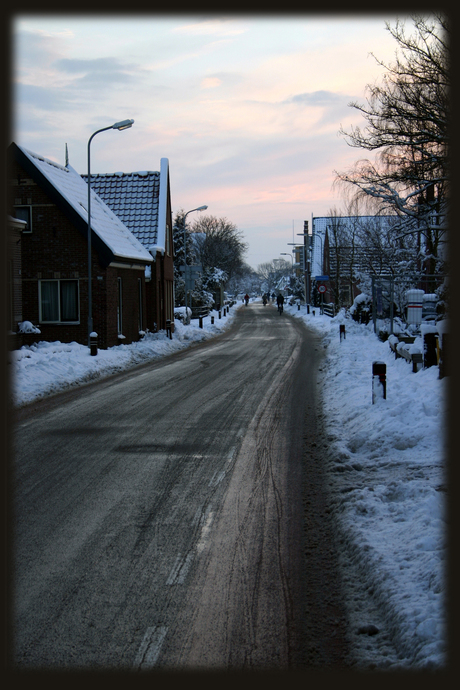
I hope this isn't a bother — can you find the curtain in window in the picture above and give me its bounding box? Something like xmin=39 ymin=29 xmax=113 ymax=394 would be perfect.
xmin=40 ymin=280 xmax=78 ymax=322
xmin=41 ymin=281 xmax=59 ymax=321
xmin=61 ymin=281 xmax=78 ymax=321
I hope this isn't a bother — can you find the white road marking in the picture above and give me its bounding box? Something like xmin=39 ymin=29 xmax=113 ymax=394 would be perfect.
xmin=209 ymin=469 xmax=226 ymax=487
xmin=227 ymin=444 xmax=237 ymax=461
xmin=166 ymin=552 xmax=194 ymax=585
xmin=176 ymin=552 xmax=194 ymax=584
xmin=134 ymin=625 xmax=168 ymax=669
xmin=196 ymin=510 xmax=214 ymax=553
xmin=191 ymin=505 xmax=203 ymax=526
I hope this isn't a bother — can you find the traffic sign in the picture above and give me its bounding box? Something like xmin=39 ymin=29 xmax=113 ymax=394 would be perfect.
xmin=315 ymin=275 xmax=329 ymax=281
xmin=179 ymin=264 xmax=202 ymax=278
xmin=318 ymin=285 xmax=326 ymax=293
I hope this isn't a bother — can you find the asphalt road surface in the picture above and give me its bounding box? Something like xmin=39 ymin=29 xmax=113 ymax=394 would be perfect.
xmin=10 ymin=302 xmax=352 ymax=671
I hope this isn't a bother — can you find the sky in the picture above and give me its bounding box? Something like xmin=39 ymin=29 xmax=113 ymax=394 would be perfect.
xmin=10 ymin=303 xmax=447 ymax=668
xmin=11 ymin=12 xmax=409 ymax=269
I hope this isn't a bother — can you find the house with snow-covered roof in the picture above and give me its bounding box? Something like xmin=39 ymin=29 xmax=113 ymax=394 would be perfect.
xmin=7 ymin=142 xmax=153 ymax=349
xmin=84 ymin=159 xmax=175 ymax=333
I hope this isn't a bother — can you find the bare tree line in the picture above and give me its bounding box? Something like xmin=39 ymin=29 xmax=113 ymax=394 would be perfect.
xmin=334 ymin=13 xmax=449 ymax=277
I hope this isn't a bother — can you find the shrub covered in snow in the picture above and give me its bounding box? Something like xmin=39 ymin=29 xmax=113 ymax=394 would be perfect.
xmin=18 ymin=321 xmax=41 ymax=334
xmin=349 ymin=293 xmax=372 ymax=324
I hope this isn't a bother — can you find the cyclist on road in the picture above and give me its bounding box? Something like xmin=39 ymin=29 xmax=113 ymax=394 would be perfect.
xmin=244 ymin=294 xmax=250 ymax=305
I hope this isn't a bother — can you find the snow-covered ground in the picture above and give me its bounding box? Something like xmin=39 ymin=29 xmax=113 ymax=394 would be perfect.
xmin=8 ymin=300 xmax=447 ymax=670
xmin=286 ymin=303 xmax=447 ymax=670
xmin=9 ymin=308 xmax=238 ymax=408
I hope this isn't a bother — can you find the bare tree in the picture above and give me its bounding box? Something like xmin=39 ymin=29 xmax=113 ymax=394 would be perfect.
xmin=335 ymin=13 xmax=449 ymax=273
xmin=226 ymin=263 xmax=262 ymax=296
xmin=324 ymin=208 xmax=357 ymax=309
xmin=355 ymin=215 xmax=418 ymax=276
xmin=323 ymin=204 xmax=420 ymax=310
xmin=190 ymin=215 xmax=247 ymax=281
xmin=257 ymin=259 xmax=291 ymax=295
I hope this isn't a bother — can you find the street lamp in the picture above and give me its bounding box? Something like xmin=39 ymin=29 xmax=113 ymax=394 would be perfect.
xmin=280 ymin=252 xmax=295 ymax=298
xmin=87 ymin=119 xmax=134 ymax=348
xmin=280 ymin=252 xmax=294 ymax=266
xmin=183 ymin=205 xmax=208 ymax=316
xmin=296 ymin=230 xmax=311 ymax=305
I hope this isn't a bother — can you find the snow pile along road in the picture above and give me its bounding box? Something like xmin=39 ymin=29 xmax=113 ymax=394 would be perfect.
xmin=285 ymin=304 xmax=447 ymax=669
xmin=9 ymin=308 xmax=238 ymax=408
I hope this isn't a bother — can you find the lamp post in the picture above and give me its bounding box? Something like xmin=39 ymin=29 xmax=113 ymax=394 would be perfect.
xmin=87 ymin=118 xmax=134 ymax=348
xmin=280 ymin=252 xmax=294 ymax=298
xmin=296 ymin=227 xmax=310 ymax=305
xmin=280 ymin=252 xmax=294 ymax=266
xmin=183 ymin=205 xmax=208 ymax=316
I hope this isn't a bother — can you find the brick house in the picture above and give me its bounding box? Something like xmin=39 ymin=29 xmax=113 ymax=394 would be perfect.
xmin=7 ymin=142 xmax=153 ymax=350
xmin=84 ymin=160 xmax=175 ymax=333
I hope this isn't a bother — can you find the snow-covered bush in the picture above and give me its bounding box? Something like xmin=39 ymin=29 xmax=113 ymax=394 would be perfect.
xmin=349 ymin=294 xmax=372 ymax=324
xmin=174 ymin=307 xmax=191 ymax=325
xmin=18 ymin=321 xmax=41 ymax=334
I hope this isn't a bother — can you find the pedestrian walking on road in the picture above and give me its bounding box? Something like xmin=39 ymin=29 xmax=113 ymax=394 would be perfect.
xmin=277 ymin=293 xmax=284 ymax=314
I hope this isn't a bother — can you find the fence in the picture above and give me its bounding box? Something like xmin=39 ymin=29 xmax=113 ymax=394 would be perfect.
xmin=191 ymin=306 xmax=210 ymax=319
xmin=322 ymin=302 xmax=335 ymax=318
xmin=388 ymin=330 xmax=447 ymax=378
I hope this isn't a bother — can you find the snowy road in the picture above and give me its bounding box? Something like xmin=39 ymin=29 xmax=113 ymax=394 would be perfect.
xmin=12 ymin=302 xmax=354 ymax=670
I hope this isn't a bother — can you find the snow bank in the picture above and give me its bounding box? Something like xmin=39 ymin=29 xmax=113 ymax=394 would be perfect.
xmin=9 ymin=308 xmax=238 ymax=408
xmin=285 ymin=304 xmax=447 ymax=669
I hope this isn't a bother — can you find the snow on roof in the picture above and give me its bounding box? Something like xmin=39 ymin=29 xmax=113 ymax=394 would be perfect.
xmin=18 ymin=145 xmax=152 ymax=264
xmin=8 ymin=215 xmax=28 ymax=228
xmin=85 ymin=159 xmax=170 ymax=254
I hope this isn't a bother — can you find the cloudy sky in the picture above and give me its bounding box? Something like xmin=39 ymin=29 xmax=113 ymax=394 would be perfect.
xmin=12 ymin=13 xmax=407 ymax=268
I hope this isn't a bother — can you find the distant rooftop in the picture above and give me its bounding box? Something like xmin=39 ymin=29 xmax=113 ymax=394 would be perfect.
xmin=84 ymin=171 xmax=161 ymax=251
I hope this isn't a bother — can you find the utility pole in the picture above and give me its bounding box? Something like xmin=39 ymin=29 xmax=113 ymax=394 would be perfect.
xmin=296 ymin=221 xmax=310 ymax=305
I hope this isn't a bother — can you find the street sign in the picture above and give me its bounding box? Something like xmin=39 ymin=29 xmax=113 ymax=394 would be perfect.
xmin=179 ymin=264 xmax=202 ymax=277
xmin=315 ymin=275 xmax=329 ymax=281
xmin=180 ymin=264 xmax=202 ymax=292
xmin=318 ymin=285 xmax=326 ymax=293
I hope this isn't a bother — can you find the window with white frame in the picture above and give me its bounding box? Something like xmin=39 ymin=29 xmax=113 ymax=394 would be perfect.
xmin=39 ymin=279 xmax=79 ymax=323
